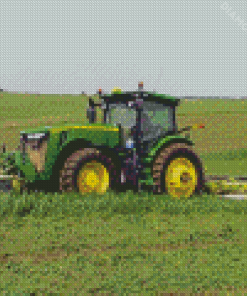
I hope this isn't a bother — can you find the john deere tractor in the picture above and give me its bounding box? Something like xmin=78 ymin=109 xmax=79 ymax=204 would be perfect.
xmin=0 ymin=83 xmax=207 ymax=198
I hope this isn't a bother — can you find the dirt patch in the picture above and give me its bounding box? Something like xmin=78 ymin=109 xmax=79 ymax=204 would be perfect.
xmin=2 ymin=121 xmax=29 ymax=129
xmin=0 ymin=235 xmax=242 ymax=266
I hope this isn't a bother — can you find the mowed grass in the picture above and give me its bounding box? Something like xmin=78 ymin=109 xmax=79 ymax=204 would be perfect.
xmin=0 ymin=190 xmax=246 ymax=294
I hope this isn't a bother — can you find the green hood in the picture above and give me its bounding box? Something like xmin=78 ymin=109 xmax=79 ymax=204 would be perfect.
xmin=20 ymin=122 xmax=119 ymax=135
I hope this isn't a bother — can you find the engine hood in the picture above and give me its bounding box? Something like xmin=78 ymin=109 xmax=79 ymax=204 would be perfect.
xmin=20 ymin=122 xmax=119 ymax=135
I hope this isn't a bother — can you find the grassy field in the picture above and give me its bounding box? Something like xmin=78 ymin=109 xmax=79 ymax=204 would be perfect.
xmin=1 ymin=93 xmax=247 ymax=293
xmin=177 ymin=98 xmax=247 ymax=177
xmin=0 ymin=190 xmax=246 ymax=294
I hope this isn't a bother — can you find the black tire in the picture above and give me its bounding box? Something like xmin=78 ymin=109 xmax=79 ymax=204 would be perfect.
xmin=59 ymin=148 xmax=120 ymax=194
xmin=152 ymin=143 xmax=206 ymax=197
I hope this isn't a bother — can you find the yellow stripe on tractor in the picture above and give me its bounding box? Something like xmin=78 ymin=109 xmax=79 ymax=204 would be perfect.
xmin=51 ymin=126 xmax=119 ymax=133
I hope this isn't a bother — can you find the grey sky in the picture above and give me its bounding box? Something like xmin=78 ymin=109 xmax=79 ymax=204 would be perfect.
xmin=0 ymin=0 xmax=246 ymax=95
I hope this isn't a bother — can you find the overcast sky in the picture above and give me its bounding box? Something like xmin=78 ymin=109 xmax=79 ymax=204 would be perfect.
xmin=0 ymin=0 xmax=247 ymax=95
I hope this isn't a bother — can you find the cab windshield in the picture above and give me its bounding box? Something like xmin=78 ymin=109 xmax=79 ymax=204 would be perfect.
xmin=106 ymin=104 xmax=137 ymax=128
xmin=141 ymin=102 xmax=174 ymax=143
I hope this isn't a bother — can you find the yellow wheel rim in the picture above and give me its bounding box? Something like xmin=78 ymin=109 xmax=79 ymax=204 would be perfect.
xmin=77 ymin=160 xmax=110 ymax=194
xmin=165 ymin=157 xmax=197 ymax=199
xmin=12 ymin=179 xmax=21 ymax=193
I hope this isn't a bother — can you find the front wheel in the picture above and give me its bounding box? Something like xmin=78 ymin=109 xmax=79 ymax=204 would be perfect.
xmin=77 ymin=160 xmax=110 ymax=194
xmin=59 ymin=148 xmax=119 ymax=195
xmin=152 ymin=143 xmax=205 ymax=199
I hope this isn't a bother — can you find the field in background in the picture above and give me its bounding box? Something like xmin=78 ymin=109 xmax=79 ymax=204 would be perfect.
xmin=0 ymin=93 xmax=247 ymax=177
xmin=177 ymin=98 xmax=247 ymax=176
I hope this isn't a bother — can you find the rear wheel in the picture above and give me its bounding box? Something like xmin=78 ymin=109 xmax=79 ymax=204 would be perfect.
xmin=152 ymin=143 xmax=205 ymax=198
xmin=59 ymin=148 xmax=119 ymax=194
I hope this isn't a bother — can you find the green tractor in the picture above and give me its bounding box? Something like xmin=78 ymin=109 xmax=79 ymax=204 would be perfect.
xmin=0 ymin=82 xmax=207 ymax=199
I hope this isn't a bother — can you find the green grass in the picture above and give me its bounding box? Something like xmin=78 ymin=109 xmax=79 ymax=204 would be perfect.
xmin=0 ymin=190 xmax=246 ymax=294
xmin=177 ymin=99 xmax=247 ymax=177
xmin=200 ymin=149 xmax=247 ymax=177
xmin=1 ymin=93 xmax=247 ymax=293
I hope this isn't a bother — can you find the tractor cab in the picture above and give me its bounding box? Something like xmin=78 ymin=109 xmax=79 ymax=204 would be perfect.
xmin=87 ymin=82 xmax=180 ymax=151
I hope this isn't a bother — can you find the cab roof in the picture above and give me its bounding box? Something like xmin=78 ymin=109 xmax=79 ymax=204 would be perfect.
xmin=101 ymin=91 xmax=180 ymax=107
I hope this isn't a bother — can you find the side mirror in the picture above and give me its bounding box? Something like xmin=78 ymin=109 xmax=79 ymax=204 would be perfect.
xmin=87 ymin=97 xmax=102 ymax=123
xmin=87 ymin=107 xmax=96 ymax=123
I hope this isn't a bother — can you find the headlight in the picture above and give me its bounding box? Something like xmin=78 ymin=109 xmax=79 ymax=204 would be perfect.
xmin=24 ymin=132 xmax=49 ymax=173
